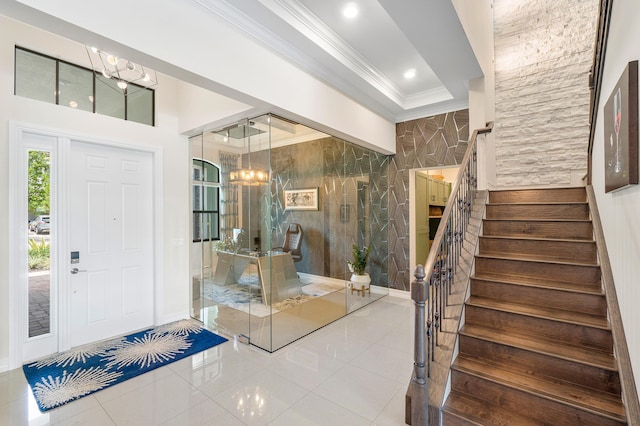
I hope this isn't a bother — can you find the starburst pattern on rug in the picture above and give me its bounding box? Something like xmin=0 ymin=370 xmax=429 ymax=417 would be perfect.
xmin=149 ymin=318 xmax=203 ymax=336
xmin=28 ymin=337 xmax=127 ymax=368
xmin=33 ymin=367 xmax=122 ymax=409
xmin=103 ymin=333 xmax=191 ymax=369
xmin=23 ymin=319 xmax=227 ymax=412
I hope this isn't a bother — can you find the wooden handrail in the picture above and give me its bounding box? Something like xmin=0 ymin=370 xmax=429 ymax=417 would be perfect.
xmin=587 ymin=0 xmax=614 ymax=183
xmin=406 ymin=122 xmax=493 ymax=425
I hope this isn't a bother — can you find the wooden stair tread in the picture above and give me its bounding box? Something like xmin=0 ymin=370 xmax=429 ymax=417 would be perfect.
xmin=483 ymin=218 xmax=592 ymax=223
xmin=444 ymin=390 xmax=540 ymax=425
xmin=486 ymin=202 xmax=588 ymax=206
xmin=477 ymin=251 xmax=598 ymax=265
xmin=479 ymin=234 xmax=595 ymax=244
xmin=488 ymin=188 xmax=586 ymax=204
xmin=460 ymin=323 xmax=617 ymax=371
xmin=453 ymin=356 xmax=626 ymax=421
xmin=472 ymin=271 xmax=602 ymax=293
xmin=475 ymin=253 xmax=598 ymax=267
xmin=467 ymin=296 xmax=609 ymax=328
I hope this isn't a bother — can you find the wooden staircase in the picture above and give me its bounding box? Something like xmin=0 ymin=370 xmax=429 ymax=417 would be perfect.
xmin=443 ymin=187 xmax=627 ymax=425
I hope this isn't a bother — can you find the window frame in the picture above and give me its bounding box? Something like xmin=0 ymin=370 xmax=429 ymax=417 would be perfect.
xmin=14 ymin=46 xmax=155 ymax=126
xmin=192 ymin=159 xmax=221 ymax=243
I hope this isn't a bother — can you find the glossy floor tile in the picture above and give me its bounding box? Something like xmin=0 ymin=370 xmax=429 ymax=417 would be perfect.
xmin=0 ymin=294 xmax=414 ymax=425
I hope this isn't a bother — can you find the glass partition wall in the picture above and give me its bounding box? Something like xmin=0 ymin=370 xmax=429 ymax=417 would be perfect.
xmin=190 ymin=114 xmax=389 ymax=352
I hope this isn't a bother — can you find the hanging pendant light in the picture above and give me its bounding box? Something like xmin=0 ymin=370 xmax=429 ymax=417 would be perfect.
xmin=229 ymin=121 xmax=270 ymax=186
xmin=85 ymin=45 xmax=158 ymax=96
xmin=229 ymin=167 xmax=269 ymax=186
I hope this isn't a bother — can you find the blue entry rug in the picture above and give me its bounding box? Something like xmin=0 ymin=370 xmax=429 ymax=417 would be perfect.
xmin=22 ymin=319 xmax=227 ymax=412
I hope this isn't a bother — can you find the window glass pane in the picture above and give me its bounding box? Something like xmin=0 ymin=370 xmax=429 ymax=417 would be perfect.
xmin=95 ymin=75 xmax=125 ymax=119
xmin=193 ymin=212 xmax=202 ymax=241
xmin=15 ymin=48 xmax=56 ymax=104
xmin=210 ymin=213 xmax=219 ymax=240
xmin=59 ymin=62 xmax=93 ymax=112
xmin=193 ymin=160 xmax=203 ymax=181
xmin=199 ymin=212 xmax=219 ymax=241
xmin=204 ymin=162 xmax=219 ymax=183
xmin=204 ymin=187 xmax=218 ymax=211
xmin=193 ymin=185 xmax=203 ymax=211
xmin=127 ymin=87 xmax=154 ymax=125
xmin=28 ymin=150 xmax=52 ymax=338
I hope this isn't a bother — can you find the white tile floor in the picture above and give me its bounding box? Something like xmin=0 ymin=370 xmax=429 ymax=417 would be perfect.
xmin=0 ymin=295 xmax=414 ymax=425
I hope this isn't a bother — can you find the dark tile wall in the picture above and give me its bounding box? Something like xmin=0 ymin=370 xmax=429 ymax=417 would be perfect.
xmin=389 ymin=110 xmax=469 ymax=290
xmin=265 ymin=138 xmax=389 ymax=286
xmin=240 ymin=109 xmax=467 ymax=291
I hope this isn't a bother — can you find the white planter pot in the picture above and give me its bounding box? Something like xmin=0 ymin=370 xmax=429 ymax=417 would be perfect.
xmin=350 ymin=273 xmax=371 ymax=289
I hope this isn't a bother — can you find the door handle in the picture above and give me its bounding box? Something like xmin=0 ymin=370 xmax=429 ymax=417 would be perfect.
xmin=70 ymin=268 xmax=87 ymax=274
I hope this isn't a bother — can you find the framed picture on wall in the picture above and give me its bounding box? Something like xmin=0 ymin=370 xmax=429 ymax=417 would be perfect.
xmin=284 ymin=188 xmax=319 ymax=210
xmin=604 ymin=60 xmax=639 ymax=193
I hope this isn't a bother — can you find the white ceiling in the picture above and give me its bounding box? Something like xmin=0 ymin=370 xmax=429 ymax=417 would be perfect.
xmin=195 ymin=0 xmax=483 ymax=122
xmin=1 ymin=0 xmax=482 ymax=124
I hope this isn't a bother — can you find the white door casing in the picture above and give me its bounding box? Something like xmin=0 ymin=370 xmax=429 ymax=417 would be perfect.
xmin=68 ymin=141 xmax=154 ymax=347
xmin=8 ymin=122 xmax=162 ymax=369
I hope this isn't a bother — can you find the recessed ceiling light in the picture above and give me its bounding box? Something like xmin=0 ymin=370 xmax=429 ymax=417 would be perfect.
xmin=404 ymin=68 xmax=417 ymax=79
xmin=343 ymin=2 xmax=358 ymax=19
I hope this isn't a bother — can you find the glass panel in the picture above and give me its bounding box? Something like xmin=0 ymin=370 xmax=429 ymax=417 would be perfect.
xmin=27 ymin=150 xmax=51 ymax=337
xmin=190 ymin=136 xmax=204 ymax=320
xmin=127 ymin=87 xmax=154 ymax=125
xmin=15 ymin=48 xmax=56 ymax=104
xmin=58 ymin=62 xmax=93 ymax=112
xmin=191 ymin=114 xmax=389 ymax=352
xmin=95 ymin=75 xmax=125 ymax=119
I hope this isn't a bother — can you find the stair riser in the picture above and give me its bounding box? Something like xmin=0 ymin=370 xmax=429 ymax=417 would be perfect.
xmin=475 ymin=257 xmax=601 ymax=287
xmin=478 ymin=237 xmax=597 ymax=263
xmin=451 ymin=370 xmax=624 ymax=426
xmin=482 ymin=220 xmax=593 ymax=240
xmin=489 ymin=188 xmax=586 ymax=203
xmin=470 ymin=279 xmax=607 ymax=317
xmin=465 ymin=305 xmax=613 ymax=352
xmin=441 ymin=412 xmax=482 ymax=426
xmin=458 ymin=335 xmax=621 ymax=395
xmin=486 ymin=203 xmax=589 ymax=220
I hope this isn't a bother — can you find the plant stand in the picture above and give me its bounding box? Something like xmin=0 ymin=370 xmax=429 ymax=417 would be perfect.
xmin=349 ymin=273 xmax=371 ymax=297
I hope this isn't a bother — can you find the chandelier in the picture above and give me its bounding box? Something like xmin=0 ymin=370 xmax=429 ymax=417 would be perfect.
xmin=226 ymin=120 xmax=270 ymax=186
xmin=229 ymin=167 xmax=270 ymax=186
xmin=85 ymin=46 xmax=158 ymax=95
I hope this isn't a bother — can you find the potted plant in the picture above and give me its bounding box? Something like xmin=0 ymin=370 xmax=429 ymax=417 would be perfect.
xmin=347 ymin=244 xmax=371 ymax=292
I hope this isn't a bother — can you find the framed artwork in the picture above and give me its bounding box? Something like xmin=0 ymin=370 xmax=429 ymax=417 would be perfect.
xmin=604 ymin=60 xmax=639 ymax=193
xmin=340 ymin=203 xmax=350 ymax=223
xmin=284 ymin=188 xmax=319 ymax=210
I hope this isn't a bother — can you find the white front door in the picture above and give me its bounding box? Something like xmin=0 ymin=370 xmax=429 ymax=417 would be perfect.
xmin=68 ymin=141 xmax=154 ymax=347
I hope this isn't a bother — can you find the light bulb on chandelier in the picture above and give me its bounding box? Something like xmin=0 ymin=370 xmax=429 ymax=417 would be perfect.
xmin=106 ymin=54 xmax=118 ymax=66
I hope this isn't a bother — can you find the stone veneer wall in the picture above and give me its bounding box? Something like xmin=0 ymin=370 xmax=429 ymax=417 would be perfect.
xmin=493 ymin=0 xmax=599 ymax=186
xmin=389 ymin=110 xmax=469 ymax=290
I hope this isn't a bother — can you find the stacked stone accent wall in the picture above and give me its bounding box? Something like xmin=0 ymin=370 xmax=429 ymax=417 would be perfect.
xmin=493 ymin=0 xmax=599 ymax=186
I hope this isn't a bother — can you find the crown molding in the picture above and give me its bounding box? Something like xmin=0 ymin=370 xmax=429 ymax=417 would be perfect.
xmin=192 ymin=0 xmax=449 ymax=116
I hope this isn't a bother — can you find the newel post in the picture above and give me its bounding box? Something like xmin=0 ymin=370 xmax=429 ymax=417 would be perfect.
xmin=408 ymin=264 xmax=428 ymax=425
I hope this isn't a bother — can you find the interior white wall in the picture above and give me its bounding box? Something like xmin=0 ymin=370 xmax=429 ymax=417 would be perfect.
xmin=11 ymin=0 xmax=397 ymax=154
xmin=0 ymin=16 xmax=191 ymax=369
xmin=452 ymin=0 xmax=496 ymax=189
xmin=177 ymin=82 xmax=254 ymax=136
xmin=591 ymin=0 xmax=640 ymax=394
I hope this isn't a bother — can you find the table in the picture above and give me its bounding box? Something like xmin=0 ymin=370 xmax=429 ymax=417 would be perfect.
xmin=213 ymin=250 xmax=301 ymax=305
